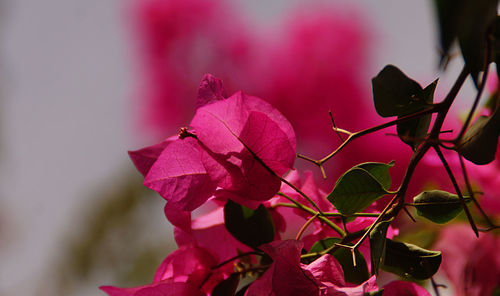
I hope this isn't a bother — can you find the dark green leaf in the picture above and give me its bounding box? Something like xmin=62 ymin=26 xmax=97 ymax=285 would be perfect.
xmin=493 ymin=16 xmax=500 ymax=79
xmin=212 ymin=273 xmax=240 ymax=296
xmin=382 ymin=240 xmax=442 ymax=280
xmin=309 ymin=238 xmax=369 ymax=285
xmin=224 ymin=200 xmax=275 ymax=249
xmin=458 ymin=108 xmax=500 ymax=165
xmin=369 ymin=219 xmax=392 ymax=275
xmin=372 ymin=65 xmax=431 ymax=117
xmin=413 ymin=190 xmax=467 ymax=224
xmin=433 ymin=0 xmax=498 ymax=83
xmin=357 ymin=161 xmax=395 ymax=190
xmin=457 ymin=0 xmax=498 ymax=85
xmin=433 ymin=0 xmax=465 ymax=61
xmin=397 ymin=79 xmax=438 ymax=150
xmin=327 ymin=162 xmax=393 ymax=215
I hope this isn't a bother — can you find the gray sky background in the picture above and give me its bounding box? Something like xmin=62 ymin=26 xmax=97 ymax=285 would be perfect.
xmin=0 ymin=0 xmax=472 ymax=295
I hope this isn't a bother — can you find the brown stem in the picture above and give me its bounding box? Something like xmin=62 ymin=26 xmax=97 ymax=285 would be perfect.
xmin=433 ymin=145 xmax=478 ymax=237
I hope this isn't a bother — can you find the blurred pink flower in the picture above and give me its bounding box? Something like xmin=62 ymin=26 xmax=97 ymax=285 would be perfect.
xmin=130 ymin=0 xmax=463 ymax=205
xmin=435 ymin=224 xmax=500 ymax=296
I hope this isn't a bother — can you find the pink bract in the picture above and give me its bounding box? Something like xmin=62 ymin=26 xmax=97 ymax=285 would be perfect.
xmin=435 ymin=224 xmax=500 ymax=296
xmin=131 ymin=75 xmax=297 ymax=211
xmin=100 ymin=245 xmax=219 ymax=296
xmin=245 ymin=240 xmax=380 ymax=296
xmin=144 ymin=137 xmax=216 ymax=211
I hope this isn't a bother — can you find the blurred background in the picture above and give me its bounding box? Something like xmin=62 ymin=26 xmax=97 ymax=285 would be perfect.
xmin=0 ymin=0 xmax=481 ymax=295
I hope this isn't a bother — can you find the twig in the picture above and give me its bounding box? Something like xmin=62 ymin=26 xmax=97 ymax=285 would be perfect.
xmin=433 ymin=145 xmax=479 ymax=237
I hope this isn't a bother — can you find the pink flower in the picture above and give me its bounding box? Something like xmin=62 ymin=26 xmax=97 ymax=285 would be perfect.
xmin=435 ymin=224 xmax=500 ymax=296
xmin=382 ymin=281 xmax=431 ymax=296
xmin=129 ymin=75 xmax=296 ymax=211
xmin=245 ymin=240 xmax=380 ymax=296
xmin=100 ymin=245 xmax=223 ymax=295
xmin=129 ymin=0 xmax=253 ymax=134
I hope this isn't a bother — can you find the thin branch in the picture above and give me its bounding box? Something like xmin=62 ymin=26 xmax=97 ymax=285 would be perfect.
xmin=459 ymin=155 xmax=497 ymax=228
xmin=273 ymin=203 xmax=381 ymax=217
xmin=431 ymin=277 xmax=446 ymax=296
xmin=297 ymin=106 xmax=439 ymax=168
xmin=296 ymin=213 xmax=319 ymax=240
xmin=454 ymin=38 xmax=492 ymax=143
xmin=211 ymin=251 xmax=264 ymax=270
xmin=433 ymin=145 xmax=479 ymax=237
xmin=329 ymin=110 xmax=347 ymax=141
xmin=277 ymin=192 xmax=346 ymax=237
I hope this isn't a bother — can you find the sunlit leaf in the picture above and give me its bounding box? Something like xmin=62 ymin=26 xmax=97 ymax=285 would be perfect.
xmin=327 ymin=162 xmax=393 ymax=215
xmin=413 ymin=190 xmax=466 ymax=224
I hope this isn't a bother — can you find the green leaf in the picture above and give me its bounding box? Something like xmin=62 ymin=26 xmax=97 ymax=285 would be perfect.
xmin=327 ymin=162 xmax=393 ymax=215
xmin=413 ymin=190 xmax=467 ymax=224
xmin=372 ymin=65 xmax=431 ymax=117
xmin=457 ymin=0 xmax=498 ymax=85
xmin=397 ymin=79 xmax=438 ymax=150
xmin=382 ymin=240 xmax=442 ymax=280
xmin=433 ymin=0 xmax=498 ymax=84
xmin=369 ymin=219 xmax=392 ymax=275
xmin=309 ymin=238 xmax=370 ymax=285
xmin=212 ymin=273 xmax=240 ymax=296
xmin=458 ymin=108 xmax=500 ymax=165
xmin=433 ymin=0 xmax=465 ymax=61
xmin=224 ymin=200 xmax=275 ymax=249
xmin=356 ymin=161 xmax=395 ymax=190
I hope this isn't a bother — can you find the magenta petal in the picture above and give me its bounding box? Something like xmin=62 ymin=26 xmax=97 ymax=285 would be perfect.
xmin=153 ymin=246 xmax=216 ymax=285
xmin=191 ymin=92 xmax=296 ymax=201
xmin=100 ymin=282 xmax=204 ymax=296
xmin=332 ymin=275 xmax=378 ymax=295
xmin=128 ymin=138 xmax=174 ymax=176
xmin=246 ymin=240 xmax=319 ymax=296
xmin=196 ymin=74 xmax=227 ymax=109
xmin=304 ymin=254 xmax=345 ymax=287
xmin=191 ymin=91 xmax=296 ymax=161
xmin=144 ymin=137 xmax=216 ymax=211
xmin=383 ymin=281 xmax=431 ymax=296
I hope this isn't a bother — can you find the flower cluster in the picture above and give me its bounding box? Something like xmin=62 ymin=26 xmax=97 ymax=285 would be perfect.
xmin=100 ymin=1 xmax=500 ymax=295
xmin=101 ymin=76 xmax=434 ymax=296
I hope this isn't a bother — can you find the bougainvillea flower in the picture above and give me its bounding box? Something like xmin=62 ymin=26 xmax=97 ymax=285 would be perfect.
xmin=435 ymin=224 xmax=500 ymax=296
xmin=245 ymin=240 xmax=379 ymax=296
xmin=100 ymin=282 xmax=204 ymax=296
xmin=244 ymin=240 xmax=320 ymax=296
xmin=144 ymin=137 xmax=216 ymax=211
xmin=130 ymin=74 xmax=296 ymax=211
xmin=100 ymin=246 xmax=220 ymax=296
xmin=128 ymin=137 xmax=174 ymax=176
xmin=191 ymin=90 xmax=296 ymax=202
